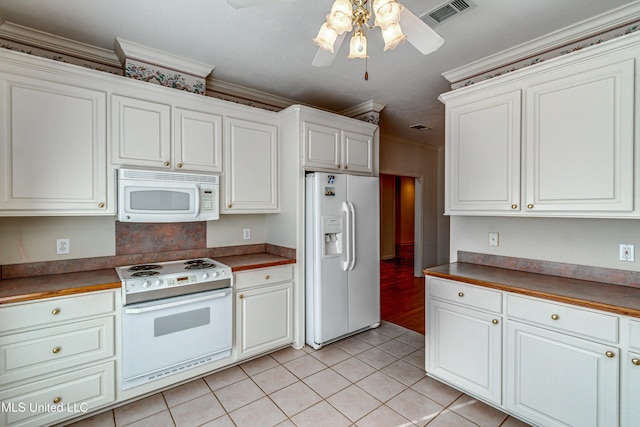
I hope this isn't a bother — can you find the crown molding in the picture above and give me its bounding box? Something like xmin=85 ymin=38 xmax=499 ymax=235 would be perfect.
xmin=0 ymin=20 xmax=120 ymax=67
xmin=206 ymin=78 xmax=299 ymax=111
xmin=340 ymin=99 xmax=386 ymax=117
xmin=443 ymin=2 xmax=640 ymax=84
xmin=114 ymin=38 xmax=214 ymax=78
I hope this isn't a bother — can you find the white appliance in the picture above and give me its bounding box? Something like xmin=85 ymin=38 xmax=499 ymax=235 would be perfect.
xmin=305 ymin=172 xmax=380 ymax=349
xmin=116 ymin=258 xmax=232 ymax=390
xmin=118 ymin=168 xmax=219 ymax=223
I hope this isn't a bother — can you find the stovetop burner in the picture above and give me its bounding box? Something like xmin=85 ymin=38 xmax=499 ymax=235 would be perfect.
xmin=185 ymin=259 xmax=215 ymax=270
xmin=128 ymin=264 xmax=162 ymax=272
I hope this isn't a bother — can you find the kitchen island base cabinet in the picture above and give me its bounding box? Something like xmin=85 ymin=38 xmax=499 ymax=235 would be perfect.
xmin=506 ymin=321 xmax=619 ymax=427
xmin=235 ymin=265 xmax=294 ymax=360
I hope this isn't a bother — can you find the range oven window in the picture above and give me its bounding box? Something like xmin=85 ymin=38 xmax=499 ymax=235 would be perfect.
xmin=154 ymin=307 xmax=210 ymax=337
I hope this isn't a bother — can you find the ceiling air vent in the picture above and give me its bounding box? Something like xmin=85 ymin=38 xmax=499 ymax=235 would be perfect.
xmin=421 ymin=0 xmax=474 ymax=26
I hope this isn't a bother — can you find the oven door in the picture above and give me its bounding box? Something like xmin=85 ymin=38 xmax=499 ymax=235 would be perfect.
xmin=122 ymin=288 xmax=232 ymax=390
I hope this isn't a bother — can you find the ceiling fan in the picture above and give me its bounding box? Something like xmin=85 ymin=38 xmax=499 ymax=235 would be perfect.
xmin=227 ymin=0 xmax=444 ymax=67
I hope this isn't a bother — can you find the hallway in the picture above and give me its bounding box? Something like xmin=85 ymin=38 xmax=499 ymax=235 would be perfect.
xmin=380 ymin=245 xmax=425 ymax=334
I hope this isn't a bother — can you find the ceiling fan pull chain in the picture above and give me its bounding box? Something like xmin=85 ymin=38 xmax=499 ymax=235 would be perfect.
xmin=364 ymin=56 xmax=369 ymax=80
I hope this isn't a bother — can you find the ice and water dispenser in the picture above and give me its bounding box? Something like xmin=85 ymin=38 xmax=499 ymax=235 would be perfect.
xmin=322 ymin=216 xmax=342 ymax=256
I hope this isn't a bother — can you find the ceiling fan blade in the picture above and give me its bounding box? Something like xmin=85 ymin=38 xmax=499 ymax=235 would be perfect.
xmin=312 ymin=33 xmax=346 ymax=67
xmin=227 ymin=0 xmax=293 ymax=9
xmin=399 ymin=4 xmax=444 ymax=55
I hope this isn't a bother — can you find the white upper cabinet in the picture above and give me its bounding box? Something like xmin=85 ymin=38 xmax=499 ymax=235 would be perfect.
xmin=524 ymin=57 xmax=634 ymax=213
xmin=0 ymin=72 xmax=109 ymax=215
xmin=301 ymin=109 xmax=376 ymax=176
xmin=111 ymin=94 xmax=223 ymax=173
xmin=441 ymin=33 xmax=639 ymax=217
xmin=223 ymin=116 xmax=278 ymax=213
xmin=447 ymin=90 xmax=521 ymax=213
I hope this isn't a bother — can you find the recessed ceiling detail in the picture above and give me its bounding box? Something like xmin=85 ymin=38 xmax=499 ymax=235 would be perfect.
xmin=421 ymin=0 xmax=474 ymax=26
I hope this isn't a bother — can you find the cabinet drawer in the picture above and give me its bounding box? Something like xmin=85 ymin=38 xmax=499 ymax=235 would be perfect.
xmin=0 ymin=361 xmax=115 ymax=427
xmin=507 ymin=294 xmax=618 ymax=342
xmin=0 ymin=317 xmax=115 ymax=386
xmin=235 ymin=265 xmax=293 ymax=290
xmin=428 ymin=277 xmax=502 ymax=313
xmin=630 ymin=319 xmax=640 ymax=350
xmin=0 ymin=291 xmax=115 ymax=334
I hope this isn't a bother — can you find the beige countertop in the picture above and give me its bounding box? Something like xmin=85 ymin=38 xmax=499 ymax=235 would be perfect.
xmin=0 ymin=253 xmax=296 ymax=305
xmin=425 ymin=262 xmax=640 ymax=318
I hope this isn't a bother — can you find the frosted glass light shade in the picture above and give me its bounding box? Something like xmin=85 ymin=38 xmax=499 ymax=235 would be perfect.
xmin=313 ymin=23 xmax=338 ymax=52
xmin=382 ymin=22 xmax=406 ymax=51
xmin=327 ymin=0 xmax=353 ymax=34
xmin=348 ymin=32 xmax=368 ymax=58
xmin=373 ymin=0 xmax=402 ymax=29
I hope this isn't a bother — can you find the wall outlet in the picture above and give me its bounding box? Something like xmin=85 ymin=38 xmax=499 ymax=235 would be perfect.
xmin=619 ymin=244 xmax=634 ymax=262
xmin=488 ymin=232 xmax=499 ymax=247
xmin=56 ymin=238 xmax=70 ymax=255
xmin=243 ymin=228 xmax=251 ymax=240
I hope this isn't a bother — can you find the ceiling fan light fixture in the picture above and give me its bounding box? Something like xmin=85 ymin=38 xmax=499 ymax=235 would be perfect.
xmin=347 ymin=30 xmax=368 ymax=58
xmin=373 ymin=0 xmax=402 ymax=29
xmin=381 ymin=22 xmax=406 ymax=51
xmin=327 ymin=11 xmax=353 ymax=34
xmin=313 ymin=22 xmax=338 ymax=52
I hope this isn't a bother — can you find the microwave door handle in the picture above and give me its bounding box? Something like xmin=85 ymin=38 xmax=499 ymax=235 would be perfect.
xmin=193 ymin=184 xmax=201 ymax=218
xmin=124 ymin=290 xmax=229 ymax=314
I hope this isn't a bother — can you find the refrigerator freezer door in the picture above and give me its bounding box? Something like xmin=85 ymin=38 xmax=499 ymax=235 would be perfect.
xmin=346 ymin=175 xmax=381 ymax=333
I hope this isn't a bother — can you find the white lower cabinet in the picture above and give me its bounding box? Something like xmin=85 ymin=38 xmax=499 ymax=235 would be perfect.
xmin=235 ymin=265 xmax=294 ymax=360
xmin=506 ymin=320 xmax=619 ymax=427
xmin=426 ymin=276 xmax=633 ymax=427
xmin=0 ymin=290 xmax=117 ymax=427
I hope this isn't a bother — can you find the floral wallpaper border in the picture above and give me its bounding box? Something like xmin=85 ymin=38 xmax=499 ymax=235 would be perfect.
xmin=451 ymin=21 xmax=640 ymax=89
xmin=124 ymin=58 xmax=206 ymax=95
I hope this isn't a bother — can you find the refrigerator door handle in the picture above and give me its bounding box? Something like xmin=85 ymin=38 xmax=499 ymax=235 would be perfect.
xmin=342 ymin=201 xmax=351 ymax=271
xmin=348 ymin=201 xmax=356 ymax=271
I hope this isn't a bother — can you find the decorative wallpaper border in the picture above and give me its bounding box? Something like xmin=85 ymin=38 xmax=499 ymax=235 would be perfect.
xmin=124 ymin=58 xmax=206 ymax=95
xmin=451 ymin=21 xmax=640 ymax=89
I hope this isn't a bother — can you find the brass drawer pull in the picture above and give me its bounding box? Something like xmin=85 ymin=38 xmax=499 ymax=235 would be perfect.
xmin=98 ymin=202 xmax=105 ymax=208
xmin=52 ymin=347 xmax=62 ymax=354
xmin=551 ymin=314 xmax=559 ymax=321
xmin=52 ymin=308 xmax=60 ymax=315
xmin=177 ymin=163 xmax=183 ymax=168
xmin=264 ymin=275 xmax=270 ymax=280
xmin=511 ymin=204 xmax=518 ymax=209
xmin=527 ymin=204 xmax=534 ymax=209
xmin=53 ymin=397 xmax=62 ymax=404
xmin=492 ymin=319 xmax=499 ymax=325
xmin=632 ymin=358 xmax=640 ymax=366
xmin=238 ymin=294 xmax=243 ymax=299
xmin=164 ymin=161 xmax=170 ymax=167
xmin=605 ymin=351 xmax=615 ymax=358
xmin=457 ymin=292 xmax=464 ymax=297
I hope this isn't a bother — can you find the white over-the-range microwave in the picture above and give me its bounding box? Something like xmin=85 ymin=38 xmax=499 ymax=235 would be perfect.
xmin=117 ymin=168 xmax=219 ymax=222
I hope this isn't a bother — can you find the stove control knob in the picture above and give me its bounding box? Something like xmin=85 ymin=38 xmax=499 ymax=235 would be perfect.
xmin=154 ymin=279 xmax=163 ymax=287
xmin=211 ymin=271 xmax=219 ymax=278
xmin=142 ymin=280 xmax=151 ymax=288
xmin=202 ymin=272 xmax=209 ymax=279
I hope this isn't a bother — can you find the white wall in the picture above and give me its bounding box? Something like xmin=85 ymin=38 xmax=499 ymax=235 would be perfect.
xmin=0 ymin=215 xmax=268 ymax=265
xmin=450 ymin=216 xmax=640 ymax=271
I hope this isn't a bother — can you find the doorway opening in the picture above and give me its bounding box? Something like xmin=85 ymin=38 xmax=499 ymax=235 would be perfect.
xmin=379 ymin=174 xmax=425 ymax=334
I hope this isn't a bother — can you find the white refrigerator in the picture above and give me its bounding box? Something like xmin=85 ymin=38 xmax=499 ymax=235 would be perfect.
xmin=305 ymin=172 xmax=380 ymax=349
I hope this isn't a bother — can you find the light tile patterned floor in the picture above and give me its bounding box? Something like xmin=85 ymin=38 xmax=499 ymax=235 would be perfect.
xmin=68 ymin=321 xmax=532 ymax=427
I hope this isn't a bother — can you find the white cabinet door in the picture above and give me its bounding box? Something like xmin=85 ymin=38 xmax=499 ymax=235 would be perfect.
xmin=506 ymin=320 xmax=619 ymax=427
xmin=224 ymin=117 xmax=278 ymax=213
xmin=174 ymin=108 xmax=223 ymax=172
xmin=0 ymin=75 xmax=108 ymax=214
xmin=303 ymin=121 xmax=341 ymax=171
xmin=427 ymin=299 xmax=502 ymax=405
xmin=524 ymin=57 xmax=634 ymax=213
xmin=342 ymin=131 xmax=373 ymax=174
xmin=446 ymin=90 xmax=521 ymax=213
xmin=236 ymin=282 xmax=293 ymax=360
xmin=624 ymin=351 xmax=640 ymax=427
xmin=111 ymin=95 xmax=171 ymax=169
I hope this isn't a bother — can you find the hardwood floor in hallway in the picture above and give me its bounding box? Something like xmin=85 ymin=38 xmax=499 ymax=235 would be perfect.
xmin=380 ymin=245 xmax=425 ymax=334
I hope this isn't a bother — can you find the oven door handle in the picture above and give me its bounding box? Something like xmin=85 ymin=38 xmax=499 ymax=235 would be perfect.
xmin=124 ymin=290 xmax=229 ymax=314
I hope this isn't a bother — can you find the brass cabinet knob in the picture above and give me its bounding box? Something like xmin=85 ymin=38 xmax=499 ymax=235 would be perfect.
xmin=336 ymin=164 xmax=341 ymax=169
xmin=632 ymin=358 xmax=640 ymax=366
xmin=53 ymin=397 xmax=62 ymax=404
xmin=492 ymin=319 xmax=499 ymax=325
xmin=551 ymin=314 xmax=559 ymax=321
xmin=605 ymin=351 xmax=615 ymax=358
xmin=52 ymin=347 xmax=61 ymax=354
xmin=52 ymin=308 xmax=60 ymax=315
xmin=458 ymin=292 xmax=464 ymax=297
xmin=177 ymin=163 xmax=183 ymax=168
xmin=511 ymin=204 xmax=518 ymax=209
xmin=264 ymin=275 xmax=270 ymax=280
xmin=344 ymin=165 xmax=348 ymax=170
xmin=238 ymin=294 xmax=243 ymax=299
xmin=164 ymin=161 xmax=170 ymax=167
xmin=98 ymin=202 xmax=105 ymax=208
xmin=228 ymin=204 xmax=232 ymax=209
xmin=527 ymin=204 xmax=534 ymax=209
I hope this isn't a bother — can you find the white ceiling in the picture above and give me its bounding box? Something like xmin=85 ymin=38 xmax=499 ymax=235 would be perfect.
xmin=0 ymin=0 xmax=635 ymax=146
